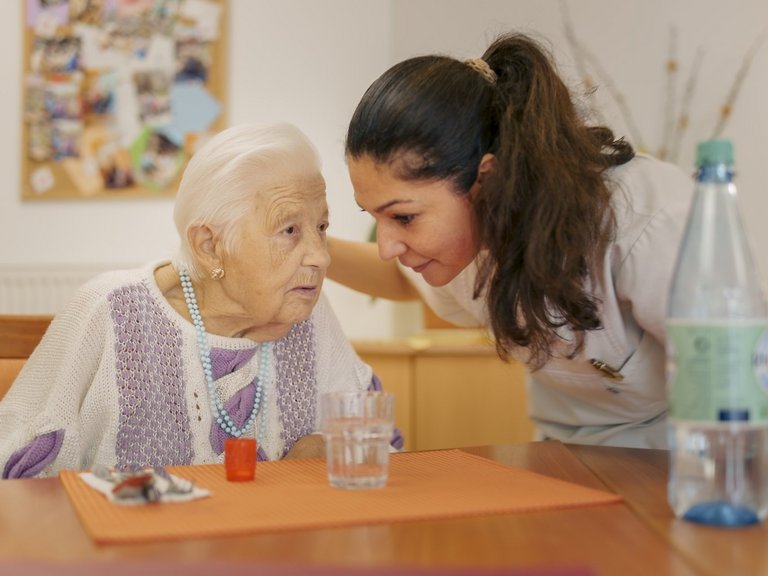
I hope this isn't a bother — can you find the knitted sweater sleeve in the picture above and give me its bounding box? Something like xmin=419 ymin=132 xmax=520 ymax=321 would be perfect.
xmin=0 ymin=279 xmax=114 ymax=478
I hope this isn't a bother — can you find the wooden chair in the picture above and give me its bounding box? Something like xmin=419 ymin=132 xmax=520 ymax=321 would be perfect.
xmin=0 ymin=315 xmax=52 ymax=400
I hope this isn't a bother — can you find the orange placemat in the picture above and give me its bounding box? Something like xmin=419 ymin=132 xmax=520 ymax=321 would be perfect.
xmin=60 ymin=449 xmax=622 ymax=544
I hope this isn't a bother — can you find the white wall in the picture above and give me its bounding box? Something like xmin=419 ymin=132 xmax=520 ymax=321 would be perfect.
xmin=0 ymin=0 xmax=417 ymax=339
xmin=1 ymin=1 xmax=767 ymax=339
xmin=224 ymin=1 xmax=422 ymax=339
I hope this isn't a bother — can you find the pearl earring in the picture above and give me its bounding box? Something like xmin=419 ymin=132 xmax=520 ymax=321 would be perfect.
xmin=210 ymin=267 xmax=225 ymax=280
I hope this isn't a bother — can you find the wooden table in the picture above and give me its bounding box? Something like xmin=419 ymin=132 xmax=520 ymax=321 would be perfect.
xmin=0 ymin=441 xmax=764 ymax=575
xmin=566 ymin=444 xmax=768 ymax=576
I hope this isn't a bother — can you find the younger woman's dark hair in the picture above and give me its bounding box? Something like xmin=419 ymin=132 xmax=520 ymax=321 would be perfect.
xmin=346 ymin=53 xmax=498 ymax=190
xmin=346 ymin=32 xmax=634 ymax=368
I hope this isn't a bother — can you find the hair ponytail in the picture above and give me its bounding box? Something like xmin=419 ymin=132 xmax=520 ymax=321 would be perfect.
xmin=346 ymin=56 xmax=497 ymax=194
xmin=475 ymin=33 xmax=634 ymax=367
xmin=345 ymin=32 xmax=634 ymax=368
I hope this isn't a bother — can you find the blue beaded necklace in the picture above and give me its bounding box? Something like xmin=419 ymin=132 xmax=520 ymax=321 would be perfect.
xmin=179 ymin=269 xmax=271 ymax=440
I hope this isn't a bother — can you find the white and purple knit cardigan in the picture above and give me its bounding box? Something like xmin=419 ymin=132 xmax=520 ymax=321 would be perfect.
xmin=0 ymin=262 xmax=400 ymax=478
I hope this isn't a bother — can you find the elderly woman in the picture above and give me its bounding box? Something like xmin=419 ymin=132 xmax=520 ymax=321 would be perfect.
xmin=0 ymin=122 xmax=397 ymax=479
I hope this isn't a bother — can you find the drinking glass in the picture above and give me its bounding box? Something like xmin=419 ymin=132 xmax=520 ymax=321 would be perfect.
xmin=319 ymin=391 xmax=394 ymax=489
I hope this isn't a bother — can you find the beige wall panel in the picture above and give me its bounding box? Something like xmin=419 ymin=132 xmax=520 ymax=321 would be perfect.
xmin=414 ymin=355 xmax=532 ymax=451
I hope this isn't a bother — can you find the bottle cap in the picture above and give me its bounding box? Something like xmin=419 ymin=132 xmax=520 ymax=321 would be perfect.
xmin=696 ymin=139 xmax=734 ymax=166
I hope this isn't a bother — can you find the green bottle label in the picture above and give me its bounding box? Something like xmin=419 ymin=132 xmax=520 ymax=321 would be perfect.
xmin=667 ymin=320 xmax=768 ymax=423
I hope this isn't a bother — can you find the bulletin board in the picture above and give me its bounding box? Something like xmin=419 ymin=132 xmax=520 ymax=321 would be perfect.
xmin=20 ymin=0 xmax=228 ymax=201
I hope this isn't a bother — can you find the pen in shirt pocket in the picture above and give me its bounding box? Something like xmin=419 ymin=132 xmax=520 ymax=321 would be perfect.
xmin=590 ymin=358 xmax=624 ymax=381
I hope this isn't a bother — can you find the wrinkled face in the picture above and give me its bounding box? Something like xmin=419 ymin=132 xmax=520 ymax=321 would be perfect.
xmin=221 ymin=175 xmax=330 ymax=331
xmin=349 ymin=155 xmax=480 ymax=287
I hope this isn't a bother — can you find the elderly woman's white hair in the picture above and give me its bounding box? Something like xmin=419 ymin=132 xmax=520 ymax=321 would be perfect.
xmin=172 ymin=122 xmax=324 ymax=280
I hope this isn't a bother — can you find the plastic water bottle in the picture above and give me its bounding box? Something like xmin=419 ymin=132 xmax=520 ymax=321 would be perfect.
xmin=666 ymin=139 xmax=768 ymax=527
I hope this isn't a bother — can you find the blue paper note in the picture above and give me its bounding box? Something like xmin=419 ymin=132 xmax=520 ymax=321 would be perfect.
xmin=160 ymin=83 xmax=221 ymax=147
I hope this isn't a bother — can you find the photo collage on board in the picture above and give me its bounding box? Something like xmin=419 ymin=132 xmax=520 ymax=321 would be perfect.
xmin=24 ymin=0 xmax=224 ymax=199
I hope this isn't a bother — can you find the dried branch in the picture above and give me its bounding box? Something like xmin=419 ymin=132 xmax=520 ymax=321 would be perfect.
xmin=559 ymin=4 xmax=766 ymax=162
xmin=658 ymin=27 xmax=678 ymax=161
xmin=558 ymin=1 xmax=646 ymax=151
xmin=668 ymin=46 xmax=704 ymax=163
xmin=575 ymin=42 xmax=647 ymax=151
xmin=559 ymin=0 xmax=607 ymax=126
xmin=710 ymin=27 xmax=768 ymax=139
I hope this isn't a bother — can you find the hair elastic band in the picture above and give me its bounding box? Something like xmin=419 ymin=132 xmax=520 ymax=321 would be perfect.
xmin=464 ymin=58 xmax=497 ymax=84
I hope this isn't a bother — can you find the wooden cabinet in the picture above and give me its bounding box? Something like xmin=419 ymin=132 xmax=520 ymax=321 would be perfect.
xmin=353 ymin=332 xmax=534 ymax=451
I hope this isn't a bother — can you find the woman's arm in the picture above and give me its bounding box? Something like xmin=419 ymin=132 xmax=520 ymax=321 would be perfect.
xmin=326 ymin=237 xmax=420 ymax=301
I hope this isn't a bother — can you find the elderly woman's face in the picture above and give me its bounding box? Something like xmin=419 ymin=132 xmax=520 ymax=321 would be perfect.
xmin=223 ymin=176 xmax=330 ymax=333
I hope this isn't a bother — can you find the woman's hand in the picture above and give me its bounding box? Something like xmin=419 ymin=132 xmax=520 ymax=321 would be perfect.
xmin=283 ymin=433 xmax=325 ymax=460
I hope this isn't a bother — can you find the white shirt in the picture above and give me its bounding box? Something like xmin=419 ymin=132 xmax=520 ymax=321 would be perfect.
xmin=401 ymin=154 xmax=694 ymax=448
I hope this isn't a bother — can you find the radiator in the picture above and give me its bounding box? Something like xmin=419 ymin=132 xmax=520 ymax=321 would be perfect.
xmin=0 ymin=264 xmax=118 ymax=314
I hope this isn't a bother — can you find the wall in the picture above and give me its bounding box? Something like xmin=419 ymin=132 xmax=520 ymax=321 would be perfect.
xmin=1 ymin=1 xmax=767 ymax=339
xmin=0 ymin=0 xmax=420 ymax=339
